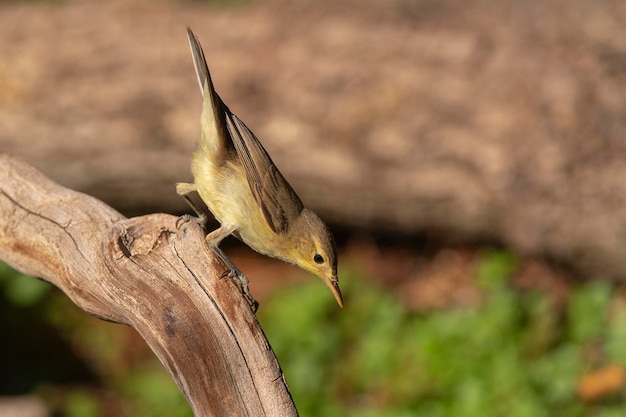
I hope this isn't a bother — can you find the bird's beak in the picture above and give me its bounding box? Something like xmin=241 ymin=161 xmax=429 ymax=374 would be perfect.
xmin=325 ymin=277 xmax=343 ymax=308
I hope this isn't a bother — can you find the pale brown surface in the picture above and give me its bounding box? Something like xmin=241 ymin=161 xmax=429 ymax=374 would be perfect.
xmin=2 ymin=0 xmax=626 ymax=281
xmin=0 ymin=153 xmax=298 ymax=417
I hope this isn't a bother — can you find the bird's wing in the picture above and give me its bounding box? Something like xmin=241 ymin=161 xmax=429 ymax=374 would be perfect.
xmin=187 ymin=26 xmax=303 ymax=234
xmin=225 ymin=112 xmax=304 ymax=234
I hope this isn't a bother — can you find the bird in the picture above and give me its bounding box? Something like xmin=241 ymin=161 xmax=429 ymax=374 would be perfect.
xmin=176 ymin=27 xmax=343 ymax=311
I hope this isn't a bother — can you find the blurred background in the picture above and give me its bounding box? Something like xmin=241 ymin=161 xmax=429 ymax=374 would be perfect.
xmin=2 ymin=0 xmax=626 ymax=416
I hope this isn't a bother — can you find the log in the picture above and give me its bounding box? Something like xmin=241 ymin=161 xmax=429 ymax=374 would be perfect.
xmin=0 ymin=153 xmax=298 ymax=417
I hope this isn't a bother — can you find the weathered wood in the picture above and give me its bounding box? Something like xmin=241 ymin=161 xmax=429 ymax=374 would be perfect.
xmin=0 ymin=153 xmax=298 ymax=417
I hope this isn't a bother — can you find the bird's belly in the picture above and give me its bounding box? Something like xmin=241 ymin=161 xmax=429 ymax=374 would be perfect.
xmin=192 ymin=155 xmax=277 ymax=254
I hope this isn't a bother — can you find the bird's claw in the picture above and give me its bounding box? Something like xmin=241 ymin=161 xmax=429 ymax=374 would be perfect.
xmin=245 ymin=294 xmax=259 ymax=313
xmin=208 ymin=236 xmax=259 ymax=313
xmin=176 ymin=213 xmax=207 ymax=230
xmin=220 ymin=268 xmax=259 ymax=313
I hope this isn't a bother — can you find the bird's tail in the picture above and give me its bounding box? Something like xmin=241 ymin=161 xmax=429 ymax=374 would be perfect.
xmin=186 ymin=27 xmax=231 ymax=157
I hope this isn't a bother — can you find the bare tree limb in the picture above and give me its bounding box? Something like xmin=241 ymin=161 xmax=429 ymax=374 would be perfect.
xmin=0 ymin=153 xmax=298 ymax=417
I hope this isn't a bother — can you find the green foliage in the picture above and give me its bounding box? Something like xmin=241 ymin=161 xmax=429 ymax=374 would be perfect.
xmin=566 ymin=281 xmax=611 ymax=343
xmin=117 ymin=365 xmax=193 ymax=417
xmin=3 ymin=250 xmax=626 ymax=416
xmin=259 ymin=251 xmax=625 ymax=417
xmin=63 ymin=390 xmax=101 ymax=417
xmin=0 ymin=262 xmax=51 ymax=307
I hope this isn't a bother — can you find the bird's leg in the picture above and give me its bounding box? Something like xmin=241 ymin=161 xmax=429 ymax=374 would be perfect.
xmin=206 ymin=225 xmax=259 ymax=312
xmin=175 ymin=182 xmax=208 ymax=226
xmin=176 ymin=184 xmax=258 ymax=311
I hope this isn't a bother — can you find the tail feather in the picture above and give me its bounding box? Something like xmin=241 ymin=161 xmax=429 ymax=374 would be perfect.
xmin=186 ymin=27 xmax=213 ymax=97
xmin=186 ymin=27 xmax=232 ymax=158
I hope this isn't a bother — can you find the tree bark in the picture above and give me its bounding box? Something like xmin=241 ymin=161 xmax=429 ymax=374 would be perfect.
xmin=0 ymin=153 xmax=298 ymax=417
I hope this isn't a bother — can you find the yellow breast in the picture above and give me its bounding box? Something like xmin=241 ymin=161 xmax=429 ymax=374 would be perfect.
xmin=191 ymin=150 xmax=280 ymax=256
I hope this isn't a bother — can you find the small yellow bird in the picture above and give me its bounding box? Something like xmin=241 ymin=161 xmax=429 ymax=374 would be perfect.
xmin=177 ymin=28 xmax=343 ymax=311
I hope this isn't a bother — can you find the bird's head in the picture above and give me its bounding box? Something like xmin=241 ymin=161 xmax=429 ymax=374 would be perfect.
xmin=289 ymin=209 xmax=343 ymax=308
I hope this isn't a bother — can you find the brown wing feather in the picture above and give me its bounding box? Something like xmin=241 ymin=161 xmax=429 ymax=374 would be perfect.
xmin=225 ymin=112 xmax=304 ymax=234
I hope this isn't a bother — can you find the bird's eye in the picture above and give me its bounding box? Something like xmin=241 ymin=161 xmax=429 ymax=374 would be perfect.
xmin=314 ymin=254 xmax=324 ymax=264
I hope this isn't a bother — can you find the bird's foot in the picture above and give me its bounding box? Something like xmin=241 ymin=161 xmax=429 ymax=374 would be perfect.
xmin=220 ymin=267 xmax=259 ymax=313
xmin=176 ymin=213 xmax=208 ymax=230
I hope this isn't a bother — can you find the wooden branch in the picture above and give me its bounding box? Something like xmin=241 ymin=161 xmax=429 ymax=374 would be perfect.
xmin=0 ymin=153 xmax=298 ymax=417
